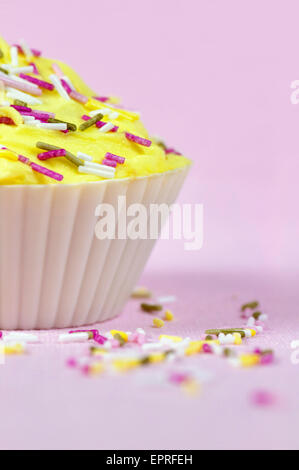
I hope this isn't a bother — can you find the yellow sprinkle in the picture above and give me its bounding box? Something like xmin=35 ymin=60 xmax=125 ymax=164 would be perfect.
xmin=148 ymin=352 xmax=165 ymax=363
xmin=164 ymin=310 xmax=174 ymax=321
xmin=182 ymin=379 xmax=200 ymax=396
xmin=159 ymin=334 xmax=182 ymax=343
xmin=90 ymin=362 xmax=105 ymax=375
xmin=233 ymin=332 xmax=242 ymax=345
xmin=110 ymin=330 xmax=128 ymax=342
xmin=90 ymin=347 xmax=107 ymax=356
xmin=153 ymin=318 xmax=164 ymax=328
xmin=113 ymin=358 xmax=140 ymax=372
xmin=131 ymin=286 xmax=152 ymax=299
xmin=240 ymin=353 xmax=260 ymax=368
xmin=4 ymin=343 xmax=25 ymax=355
xmin=249 ymin=329 xmax=257 ymax=337
xmin=185 ymin=339 xmax=220 ymax=356
xmin=0 ymin=149 xmax=18 ymax=161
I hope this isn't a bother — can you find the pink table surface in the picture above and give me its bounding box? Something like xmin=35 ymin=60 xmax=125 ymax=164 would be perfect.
xmin=0 ymin=268 xmax=298 ymax=450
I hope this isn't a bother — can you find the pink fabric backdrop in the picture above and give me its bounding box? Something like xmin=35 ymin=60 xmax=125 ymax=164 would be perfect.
xmin=1 ymin=0 xmax=298 ymax=450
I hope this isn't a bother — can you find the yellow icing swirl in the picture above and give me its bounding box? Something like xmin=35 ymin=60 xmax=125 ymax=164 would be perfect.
xmin=0 ymin=37 xmax=190 ymax=185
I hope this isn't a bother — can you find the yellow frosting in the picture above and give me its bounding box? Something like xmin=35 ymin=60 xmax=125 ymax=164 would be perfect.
xmin=0 ymin=37 xmax=190 ymax=185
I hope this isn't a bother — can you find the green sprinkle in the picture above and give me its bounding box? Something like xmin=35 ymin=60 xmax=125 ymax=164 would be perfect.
xmin=14 ymin=99 xmax=28 ymax=107
xmin=79 ymin=113 xmax=103 ymax=131
xmin=48 ymin=118 xmax=77 ymax=132
xmin=0 ymin=49 xmax=3 ymax=59
xmin=252 ymin=311 xmax=262 ymax=320
xmin=141 ymin=303 xmax=163 ymax=313
xmin=241 ymin=301 xmax=259 ymax=311
xmin=205 ymin=335 xmax=214 ymax=340
xmin=223 ymin=348 xmax=234 ymax=357
xmin=140 ymin=356 xmax=150 ymax=365
xmin=36 ymin=141 xmax=82 ymax=167
xmin=0 ymin=66 xmax=8 ymax=75
xmin=113 ymin=333 xmax=125 ymax=346
xmin=261 ymin=349 xmax=273 ymax=356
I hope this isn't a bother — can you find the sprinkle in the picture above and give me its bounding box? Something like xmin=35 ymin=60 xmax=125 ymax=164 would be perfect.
xmin=11 ymin=104 xmax=32 ymax=113
xmin=89 ymin=109 xmax=110 ymax=117
xmin=84 ymin=161 xmax=115 ymax=173
xmin=77 ymin=151 xmax=93 ymax=162
xmin=0 ymin=49 xmax=3 ymax=59
xmin=59 ymin=332 xmax=90 ymax=343
xmin=240 ymin=353 xmax=260 ymax=368
xmin=105 ymin=152 xmax=125 ymax=164
xmin=70 ymin=89 xmax=88 ymax=104
xmin=60 ymin=78 xmax=72 ymax=94
xmin=125 ymin=132 xmax=152 ymax=147
xmin=14 ymin=99 xmax=29 ymax=107
xmin=0 ymin=73 xmax=42 ymax=96
xmin=0 ymin=67 xmax=8 ymax=75
xmin=141 ymin=302 xmax=163 ymax=313
xmin=19 ymin=73 xmax=54 ymax=91
xmin=99 ymin=122 xmax=115 ymax=133
xmin=36 ymin=142 xmax=83 ymax=167
xmin=157 ymin=295 xmax=177 ymax=304
xmin=2 ymin=65 xmax=34 ymax=74
xmin=49 ymin=74 xmax=70 ymax=100
xmin=241 ymin=301 xmax=259 ymax=311
xmin=110 ymin=330 xmax=129 ymax=342
xmin=29 ymin=62 xmax=39 ymax=75
xmin=96 ymin=121 xmax=118 ymax=132
xmin=79 ymin=113 xmax=103 ymax=131
xmin=202 ymin=343 xmax=213 ymax=353
xmin=52 ymin=63 xmax=64 ymax=78
xmin=66 ymin=358 xmax=77 ymax=368
xmin=3 ymin=333 xmax=38 ymax=343
xmin=102 ymin=158 xmax=117 ymax=168
xmin=30 ymin=162 xmax=64 ymax=181
xmin=159 ymin=335 xmax=183 ymax=343
xmin=10 ymin=46 xmax=18 ymax=67
xmin=37 ymin=149 xmax=66 ymax=160
xmin=19 ymin=39 xmax=32 ymax=59
xmin=205 ymin=328 xmax=246 ymax=338
xmin=0 ymin=117 xmax=15 ymax=125
xmin=93 ymin=96 xmax=110 ymax=102
xmin=164 ymin=310 xmax=174 ymax=321
xmin=6 ymin=88 xmax=42 ymax=105
xmin=78 ymin=165 xmax=115 ymax=179
xmin=250 ymin=390 xmax=276 ymax=407
xmin=4 ymin=343 xmax=25 ymax=355
xmin=47 ymin=118 xmax=77 ymax=131
xmin=36 ymin=122 xmax=67 ymax=131
xmin=131 ymin=286 xmax=152 ymax=298
xmin=12 ymin=44 xmax=41 ymax=57
xmin=153 ymin=318 xmax=165 ymax=328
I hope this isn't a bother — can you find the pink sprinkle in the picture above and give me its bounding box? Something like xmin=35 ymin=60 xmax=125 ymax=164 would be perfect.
xmin=30 ymin=162 xmax=64 ymax=182
xmin=125 ymin=132 xmax=152 ymax=147
xmin=0 ymin=74 xmax=42 ymax=96
xmin=169 ymin=372 xmax=189 ymax=385
xmin=93 ymin=96 xmax=109 ymax=102
xmin=18 ymin=154 xmax=30 ymax=164
xmin=203 ymin=343 xmax=213 ymax=353
xmin=81 ymin=115 xmax=90 ymax=121
xmin=29 ymin=62 xmax=39 ymax=75
xmin=0 ymin=332 xmax=3 ymax=339
xmin=61 ymin=79 xmax=72 ymax=95
xmin=21 ymin=110 xmax=53 ymax=120
xmin=66 ymin=358 xmax=77 ymax=368
xmin=105 ymin=152 xmax=125 ymax=164
xmin=81 ymin=365 xmax=90 ymax=376
xmin=70 ymin=90 xmax=88 ymax=104
xmin=94 ymin=334 xmax=108 ymax=345
xmin=37 ymin=149 xmax=66 ymax=161
xmin=19 ymin=73 xmax=54 ymax=91
xmin=261 ymin=354 xmax=274 ymax=365
xmin=251 ymin=390 xmax=276 ymax=407
xmin=0 ymin=117 xmax=15 ymax=125
xmin=102 ymin=158 xmax=117 ymax=168
xmin=11 ymin=105 xmax=32 ymax=113
xmin=165 ymin=147 xmax=181 ymax=155
xmin=52 ymin=63 xmax=64 ymax=78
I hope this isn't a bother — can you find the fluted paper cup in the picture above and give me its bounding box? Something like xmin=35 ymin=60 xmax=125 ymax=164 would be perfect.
xmin=0 ymin=166 xmax=189 ymax=329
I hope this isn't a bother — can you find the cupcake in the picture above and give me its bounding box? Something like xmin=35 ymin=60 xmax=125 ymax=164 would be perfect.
xmin=0 ymin=37 xmax=190 ymax=329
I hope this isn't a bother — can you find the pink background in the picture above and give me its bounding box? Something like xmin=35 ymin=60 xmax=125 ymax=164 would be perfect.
xmin=1 ymin=0 xmax=299 ymax=450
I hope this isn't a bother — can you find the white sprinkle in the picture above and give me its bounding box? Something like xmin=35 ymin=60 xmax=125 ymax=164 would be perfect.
xmin=19 ymin=39 xmax=32 ymax=59
xmin=142 ymin=342 xmax=164 ymax=352
xmin=10 ymin=46 xmax=18 ymax=67
xmin=22 ymin=115 xmax=36 ymax=122
xmin=77 ymin=151 xmax=93 ymax=162
xmin=247 ymin=316 xmax=255 ymax=327
xmin=89 ymin=109 xmax=109 ymax=117
xmin=2 ymin=65 xmax=34 ymax=75
xmin=59 ymin=332 xmax=89 ymax=343
xmin=109 ymin=111 xmax=119 ymax=120
xmin=256 ymin=325 xmax=263 ymax=333
xmin=4 ymin=333 xmax=38 ymax=343
xmin=136 ymin=328 xmax=145 ymax=335
xmin=157 ymin=295 xmax=177 ymax=304
xmin=228 ymin=357 xmax=241 ymax=368
xmin=99 ymin=122 xmax=114 ymax=133
xmin=6 ymin=88 xmax=42 ymax=105
xmin=10 ymin=74 xmax=39 ymax=88
xmin=225 ymin=334 xmax=234 ymax=345
xmin=0 ymin=101 xmax=10 ymax=107
xmin=218 ymin=333 xmax=226 ymax=345
xmin=244 ymin=329 xmax=252 ymax=338
xmin=25 ymin=120 xmax=42 ymax=127
xmin=259 ymin=314 xmax=268 ymax=322
xmin=78 ymin=166 xmax=115 ymax=178
xmin=37 ymin=122 xmax=67 ymax=131
xmin=49 ymin=74 xmax=70 ymax=100
xmin=84 ymin=161 xmax=115 ymax=173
